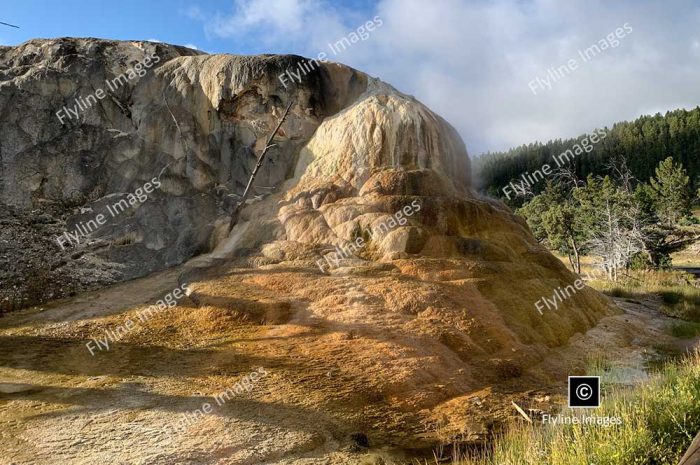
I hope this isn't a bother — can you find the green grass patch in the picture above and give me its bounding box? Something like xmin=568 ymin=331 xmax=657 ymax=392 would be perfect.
xmin=671 ymin=321 xmax=700 ymax=339
xmin=659 ymin=287 xmax=700 ymax=320
xmin=604 ymin=287 xmax=638 ymax=299
xmin=455 ymin=352 xmax=700 ymax=465
xmin=660 ymin=291 xmax=683 ymax=305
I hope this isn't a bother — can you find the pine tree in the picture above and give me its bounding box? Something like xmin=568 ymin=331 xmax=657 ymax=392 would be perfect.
xmin=476 ymin=107 xmax=700 ymax=200
xmin=648 ymin=157 xmax=692 ymax=227
xmin=574 ymin=176 xmax=647 ymax=281
xmin=518 ymin=181 xmax=589 ymax=273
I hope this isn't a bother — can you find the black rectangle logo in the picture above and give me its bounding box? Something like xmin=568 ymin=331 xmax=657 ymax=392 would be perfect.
xmin=568 ymin=376 xmax=600 ymax=408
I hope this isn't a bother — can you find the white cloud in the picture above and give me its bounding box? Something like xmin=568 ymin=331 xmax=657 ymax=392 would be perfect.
xmin=203 ymin=0 xmax=348 ymax=51
xmin=183 ymin=43 xmax=199 ymax=50
xmin=194 ymin=0 xmax=700 ymax=154
xmin=211 ymin=0 xmax=313 ymax=35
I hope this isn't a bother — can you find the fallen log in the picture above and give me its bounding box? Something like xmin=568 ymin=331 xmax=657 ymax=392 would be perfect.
xmin=679 ymin=431 xmax=700 ymax=465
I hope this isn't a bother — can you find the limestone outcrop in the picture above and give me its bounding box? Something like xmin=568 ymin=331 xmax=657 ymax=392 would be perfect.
xmin=0 ymin=38 xmax=614 ymax=459
xmin=0 ymin=38 xmax=366 ymax=304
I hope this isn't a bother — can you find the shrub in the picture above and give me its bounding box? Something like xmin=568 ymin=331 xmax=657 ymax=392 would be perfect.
xmin=660 ymin=291 xmax=683 ymax=305
xmin=671 ymin=322 xmax=700 ymax=339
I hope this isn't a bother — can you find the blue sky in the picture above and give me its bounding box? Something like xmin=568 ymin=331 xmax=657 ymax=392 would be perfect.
xmin=0 ymin=0 xmax=234 ymax=52
xmin=0 ymin=0 xmax=376 ymax=54
xmin=2 ymin=0 xmax=700 ymax=155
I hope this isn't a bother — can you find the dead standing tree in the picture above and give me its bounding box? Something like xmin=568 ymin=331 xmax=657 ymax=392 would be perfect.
xmin=228 ymin=100 xmax=293 ymax=232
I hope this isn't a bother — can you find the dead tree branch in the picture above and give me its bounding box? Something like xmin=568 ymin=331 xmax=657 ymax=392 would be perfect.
xmin=229 ymin=101 xmax=293 ymax=231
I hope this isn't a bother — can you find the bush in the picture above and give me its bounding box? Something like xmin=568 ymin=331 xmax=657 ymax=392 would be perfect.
xmin=679 ymin=215 xmax=700 ymax=226
xmin=604 ymin=287 xmax=636 ymax=299
xmin=660 ymin=291 xmax=683 ymax=305
xmin=629 ymin=253 xmax=653 ymax=271
xmin=658 ymin=254 xmax=674 ymax=270
xmin=671 ymin=322 xmax=700 ymax=339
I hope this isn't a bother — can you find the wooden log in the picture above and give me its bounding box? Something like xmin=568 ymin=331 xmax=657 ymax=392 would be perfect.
xmin=679 ymin=431 xmax=700 ymax=465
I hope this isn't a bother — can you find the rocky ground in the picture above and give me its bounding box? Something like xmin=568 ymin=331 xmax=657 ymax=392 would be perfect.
xmin=0 ymin=202 xmax=122 ymax=313
xmin=0 ymin=257 xmax=691 ymax=465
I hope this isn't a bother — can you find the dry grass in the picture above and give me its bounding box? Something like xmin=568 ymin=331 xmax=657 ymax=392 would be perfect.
xmin=673 ymin=207 xmax=700 ymax=267
xmin=590 ymin=270 xmax=700 ymax=321
xmin=552 ymin=252 xmax=699 ymax=321
xmin=427 ymin=352 xmax=700 ymax=465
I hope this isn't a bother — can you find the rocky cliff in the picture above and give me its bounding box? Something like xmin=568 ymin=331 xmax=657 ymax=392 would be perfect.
xmin=0 ymin=38 xmax=355 ymax=306
xmin=1 ymin=38 xmax=471 ymax=305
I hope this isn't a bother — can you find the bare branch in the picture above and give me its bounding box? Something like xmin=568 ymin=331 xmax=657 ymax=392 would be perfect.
xmin=605 ymin=155 xmax=636 ymax=193
xmin=551 ymin=166 xmax=583 ymax=189
xmin=228 ymin=101 xmax=294 ymax=231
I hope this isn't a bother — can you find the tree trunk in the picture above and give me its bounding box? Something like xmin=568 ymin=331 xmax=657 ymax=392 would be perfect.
xmin=228 ymin=101 xmax=293 ymax=231
xmin=678 ymin=430 xmax=700 ymax=465
xmin=571 ymin=238 xmax=581 ymax=274
xmin=567 ymin=252 xmax=575 ymax=272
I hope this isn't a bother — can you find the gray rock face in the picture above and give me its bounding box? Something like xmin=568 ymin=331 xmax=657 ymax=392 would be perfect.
xmin=0 ymin=37 xmax=469 ymax=309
